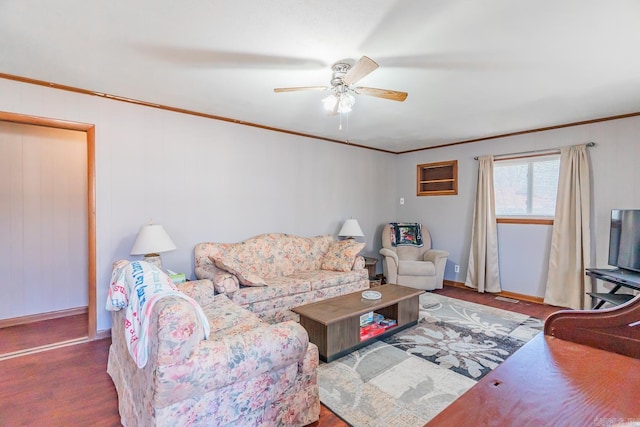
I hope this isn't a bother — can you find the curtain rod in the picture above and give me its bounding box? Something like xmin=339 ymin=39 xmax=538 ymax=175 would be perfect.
xmin=474 ymin=141 xmax=596 ymax=160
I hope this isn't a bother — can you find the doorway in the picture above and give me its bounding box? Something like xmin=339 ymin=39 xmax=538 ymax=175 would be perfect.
xmin=0 ymin=111 xmax=96 ymax=347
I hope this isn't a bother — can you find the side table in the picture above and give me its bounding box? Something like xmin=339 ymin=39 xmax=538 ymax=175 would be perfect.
xmin=363 ymin=257 xmax=378 ymax=279
xmin=363 ymin=257 xmax=382 ymax=287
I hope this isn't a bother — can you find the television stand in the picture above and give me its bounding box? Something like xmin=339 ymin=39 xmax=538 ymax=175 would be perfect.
xmin=585 ymin=267 xmax=640 ymax=308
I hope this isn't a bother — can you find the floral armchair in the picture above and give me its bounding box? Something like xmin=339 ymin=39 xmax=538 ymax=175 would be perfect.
xmin=106 ymin=261 xmax=320 ymax=426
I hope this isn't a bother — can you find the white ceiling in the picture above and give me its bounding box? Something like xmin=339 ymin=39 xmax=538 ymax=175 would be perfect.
xmin=1 ymin=1 xmax=640 ymax=153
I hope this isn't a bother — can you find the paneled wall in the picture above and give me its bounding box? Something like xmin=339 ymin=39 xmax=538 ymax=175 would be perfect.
xmin=0 ymin=122 xmax=88 ymax=320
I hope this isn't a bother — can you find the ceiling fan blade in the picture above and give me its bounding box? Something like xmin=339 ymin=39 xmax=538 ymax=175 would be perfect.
xmin=354 ymin=87 xmax=408 ymax=102
xmin=274 ymin=86 xmax=328 ymax=93
xmin=343 ymin=56 xmax=379 ymax=85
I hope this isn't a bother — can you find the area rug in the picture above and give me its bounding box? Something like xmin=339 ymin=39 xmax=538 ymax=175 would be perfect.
xmin=317 ymin=292 xmax=544 ymax=427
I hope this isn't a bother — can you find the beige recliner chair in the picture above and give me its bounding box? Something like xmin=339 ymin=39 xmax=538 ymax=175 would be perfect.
xmin=379 ymin=223 xmax=449 ymax=290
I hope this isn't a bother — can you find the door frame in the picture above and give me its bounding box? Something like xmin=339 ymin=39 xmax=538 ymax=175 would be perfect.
xmin=0 ymin=111 xmax=97 ymax=339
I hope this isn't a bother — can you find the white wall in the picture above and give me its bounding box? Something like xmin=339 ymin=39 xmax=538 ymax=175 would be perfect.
xmin=0 ymin=79 xmax=397 ymax=331
xmin=397 ymin=115 xmax=640 ymax=298
xmin=497 ymin=223 xmax=552 ymax=298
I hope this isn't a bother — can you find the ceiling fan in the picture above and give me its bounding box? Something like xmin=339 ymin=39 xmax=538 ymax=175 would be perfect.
xmin=274 ymin=56 xmax=408 ymax=114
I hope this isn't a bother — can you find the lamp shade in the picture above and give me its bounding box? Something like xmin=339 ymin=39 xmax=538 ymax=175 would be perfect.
xmin=130 ymin=224 xmax=176 ymax=256
xmin=338 ymin=219 xmax=364 ymax=238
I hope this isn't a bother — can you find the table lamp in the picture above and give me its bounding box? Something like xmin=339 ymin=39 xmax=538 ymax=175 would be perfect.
xmin=338 ymin=219 xmax=364 ymax=240
xmin=130 ymin=222 xmax=176 ymax=270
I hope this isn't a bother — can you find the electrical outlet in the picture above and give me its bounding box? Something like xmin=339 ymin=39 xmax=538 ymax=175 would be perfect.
xmin=400 ymin=197 xmax=404 ymax=205
xmin=454 ymin=265 xmax=460 ymax=273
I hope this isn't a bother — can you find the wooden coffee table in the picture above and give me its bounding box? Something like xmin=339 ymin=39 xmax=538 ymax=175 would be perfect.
xmin=292 ymin=284 xmax=424 ymax=362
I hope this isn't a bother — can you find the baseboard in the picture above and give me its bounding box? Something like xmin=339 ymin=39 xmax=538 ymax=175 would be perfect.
xmin=498 ymin=290 xmax=545 ymax=305
xmin=443 ymin=280 xmax=468 ymax=289
xmin=0 ymin=306 xmax=88 ymax=329
xmin=443 ymin=280 xmax=545 ymax=305
xmin=95 ymin=328 xmax=112 ymax=340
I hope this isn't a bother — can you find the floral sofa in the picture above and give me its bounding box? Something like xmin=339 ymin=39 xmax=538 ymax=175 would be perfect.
xmin=106 ymin=260 xmax=320 ymax=426
xmin=194 ymin=233 xmax=370 ymax=323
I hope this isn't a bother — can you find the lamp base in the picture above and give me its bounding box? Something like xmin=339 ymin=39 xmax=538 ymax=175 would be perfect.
xmin=143 ymin=254 xmax=163 ymax=270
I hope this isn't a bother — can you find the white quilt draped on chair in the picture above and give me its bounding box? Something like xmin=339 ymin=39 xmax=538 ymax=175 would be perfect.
xmin=465 ymin=155 xmax=501 ymax=293
xmin=544 ymin=144 xmax=592 ymax=309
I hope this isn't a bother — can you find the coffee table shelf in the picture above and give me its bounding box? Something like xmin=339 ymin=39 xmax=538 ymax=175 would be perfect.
xmin=292 ymin=284 xmax=424 ymax=362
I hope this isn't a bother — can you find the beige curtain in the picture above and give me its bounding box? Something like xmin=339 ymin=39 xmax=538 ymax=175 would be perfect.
xmin=544 ymin=144 xmax=591 ymax=309
xmin=465 ymin=155 xmax=501 ymax=293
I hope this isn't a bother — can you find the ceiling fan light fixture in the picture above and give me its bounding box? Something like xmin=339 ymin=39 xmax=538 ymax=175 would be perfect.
xmin=338 ymin=92 xmax=355 ymax=113
xmin=322 ymin=91 xmax=355 ymax=114
xmin=322 ymin=94 xmax=338 ymax=112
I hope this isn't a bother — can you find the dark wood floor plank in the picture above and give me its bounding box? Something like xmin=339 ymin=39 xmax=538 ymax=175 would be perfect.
xmin=0 ymin=338 xmax=120 ymax=426
xmin=0 ymin=313 xmax=87 ymax=354
xmin=436 ymin=286 xmax=563 ymax=320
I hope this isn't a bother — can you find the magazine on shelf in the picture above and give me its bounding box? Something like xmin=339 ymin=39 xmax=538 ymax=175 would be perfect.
xmin=359 ymin=312 xmax=398 ymax=340
xmin=380 ymin=318 xmax=397 ymax=328
xmin=359 ymin=323 xmax=386 ymax=340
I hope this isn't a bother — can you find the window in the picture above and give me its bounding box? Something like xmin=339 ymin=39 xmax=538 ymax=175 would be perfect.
xmin=494 ymin=154 xmax=560 ymax=217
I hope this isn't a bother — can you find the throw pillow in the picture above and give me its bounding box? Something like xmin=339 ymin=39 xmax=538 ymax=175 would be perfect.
xmin=210 ymin=256 xmax=267 ymax=287
xmin=211 ymin=270 xmax=240 ymax=294
xmin=321 ymin=240 xmax=365 ymax=272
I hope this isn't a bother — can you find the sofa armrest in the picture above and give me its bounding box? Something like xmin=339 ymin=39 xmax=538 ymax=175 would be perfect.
xmin=175 ymin=279 xmax=215 ymax=307
xmin=424 ymin=249 xmax=449 ymax=289
xmin=155 ymin=321 xmax=311 ymax=402
xmin=352 ymin=255 xmax=366 ymax=270
xmin=152 ymin=297 xmax=208 ymax=366
xmin=379 ymin=248 xmax=400 ymax=284
xmin=195 ymin=264 xmax=240 ymax=294
xmin=379 ymin=248 xmax=399 ymax=266
xmin=300 ymin=342 xmax=319 ymax=375
xmin=423 ymin=249 xmax=449 ymax=264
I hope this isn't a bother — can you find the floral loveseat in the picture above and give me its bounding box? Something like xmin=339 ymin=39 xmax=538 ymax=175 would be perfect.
xmin=107 ymin=260 xmax=320 ymax=426
xmin=194 ymin=233 xmax=370 ymax=323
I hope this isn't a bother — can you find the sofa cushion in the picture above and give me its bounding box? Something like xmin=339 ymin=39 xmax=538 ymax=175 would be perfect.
xmin=242 ymin=293 xmax=311 ymax=316
xmin=398 ymin=259 xmax=436 ymax=276
xmin=258 ymin=308 xmax=300 ymax=324
xmin=211 ymin=256 xmax=267 ymax=286
xmin=307 ymin=234 xmax=334 ymax=269
xmin=203 ymin=294 xmax=264 ymax=340
xmin=321 ymin=240 xmax=365 ymax=272
xmin=230 ymin=276 xmax=312 ymax=306
xmin=289 ymin=269 xmax=367 ymax=291
xmin=175 ymin=279 xmax=216 ymax=307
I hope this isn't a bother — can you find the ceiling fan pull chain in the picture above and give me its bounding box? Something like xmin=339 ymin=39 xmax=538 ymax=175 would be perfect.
xmin=338 ymin=111 xmax=351 ymax=143
xmin=346 ymin=111 xmax=350 ymax=142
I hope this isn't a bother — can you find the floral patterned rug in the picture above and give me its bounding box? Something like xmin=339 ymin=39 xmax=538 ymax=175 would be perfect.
xmin=317 ymin=292 xmax=544 ymax=427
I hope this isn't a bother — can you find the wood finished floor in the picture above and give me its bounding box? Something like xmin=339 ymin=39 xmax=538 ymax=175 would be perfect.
xmin=0 ymin=286 xmax=565 ymax=426
xmin=0 ymin=313 xmax=88 ymax=355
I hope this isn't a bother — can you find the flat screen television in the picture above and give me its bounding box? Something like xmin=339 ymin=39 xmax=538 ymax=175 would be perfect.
xmin=608 ymin=209 xmax=640 ymax=273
